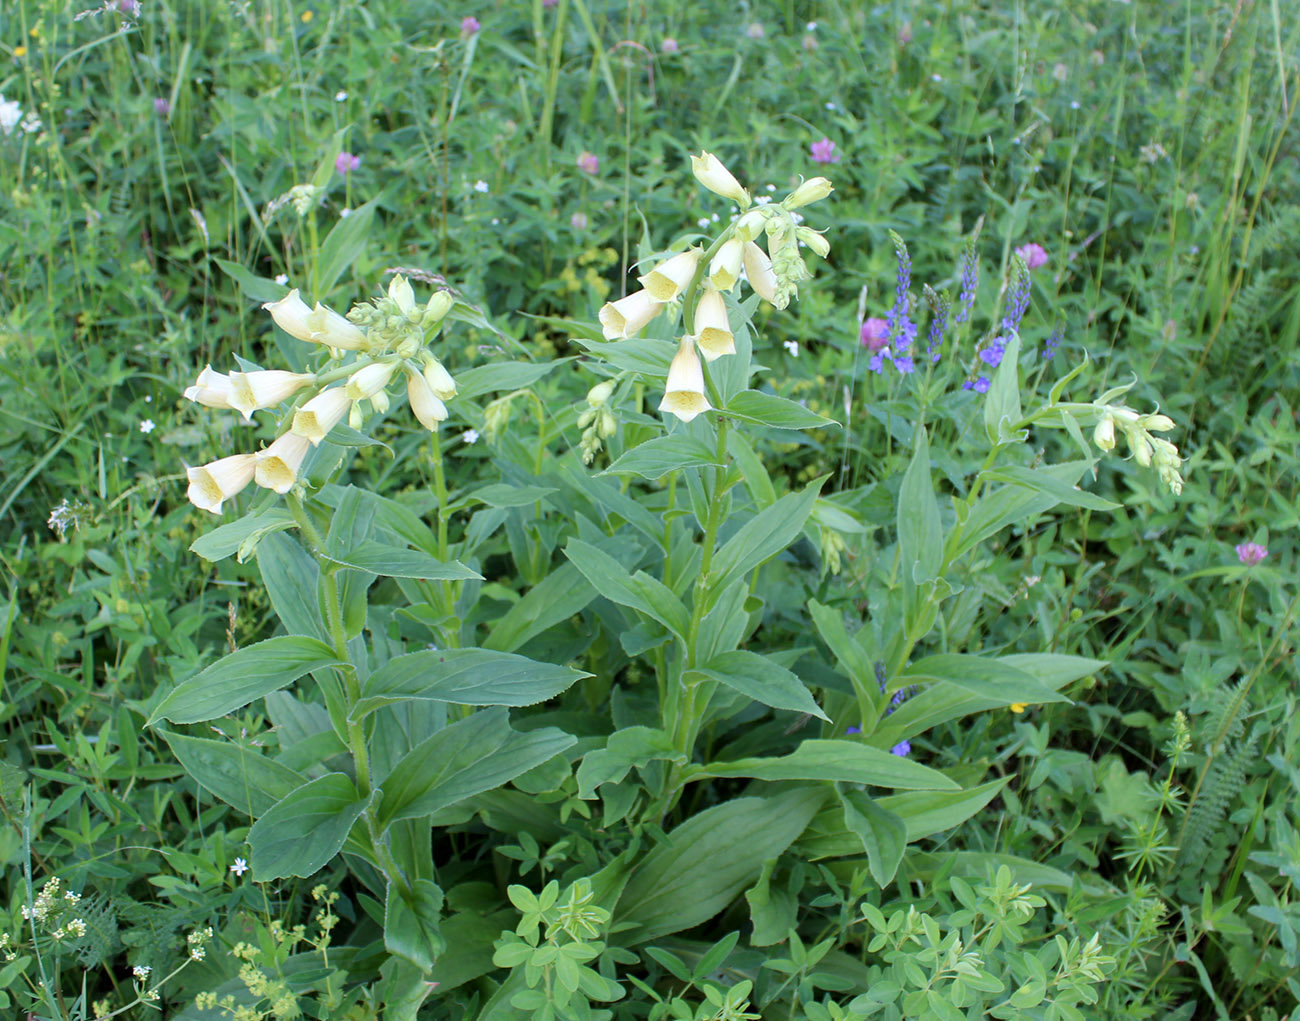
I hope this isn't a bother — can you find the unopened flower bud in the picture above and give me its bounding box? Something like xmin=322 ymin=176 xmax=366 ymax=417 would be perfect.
xmin=388 ymin=274 xmax=417 ymax=316
xmin=586 ymin=379 xmax=616 ymax=407
xmin=421 ymin=356 xmax=457 ymax=401
xmin=742 ymin=242 xmax=779 ymax=305
xmin=1138 ymin=413 xmax=1175 ymax=432
xmin=690 ymin=151 xmax=750 ymax=208
xmin=796 ymin=226 xmax=830 ymax=258
xmin=407 ymin=370 xmax=448 ymax=431
xmin=370 ymin=389 xmax=390 ymax=415
xmin=422 ymin=290 xmax=454 ymax=326
xmin=1093 ymin=414 xmax=1116 ymax=451
xmin=1128 ymin=431 xmax=1152 ymax=466
xmin=784 ymin=176 xmax=834 ymax=209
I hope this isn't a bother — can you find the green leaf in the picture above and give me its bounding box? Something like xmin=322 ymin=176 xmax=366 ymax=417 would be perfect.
xmin=980 ymin=464 xmax=1120 ymax=512
xmin=150 ymin=637 xmax=342 ymax=726
xmin=902 ymin=654 xmax=1069 ymax=707
xmin=566 ymin=538 xmax=691 ymax=641
xmin=377 ymin=708 xmax=575 ymax=826
xmin=257 ymin=532 xmax=327 ymax=641
xmin=692 ymin=650 xmax=828 ymax=721
xmin=614 ymin=789 xmax=822 ymax=944
xmin=160 ymin=732 xmax=306 ymax=817
xmin=190 ymin=508 xmax=295 ymax=563
xmin=879 ymin=779 xmax=1010 ymax=840
xmin=484 ymin=563 xmax=597 ymax=653
xmin=322 ymin=539 xmax=481 ymax=581
xmin=247 ymin=773 xmax=368 ymax=880
xmin=575 ymin=726 xmax=682 ymax=799
xmin=898 ymin=427 xmax=942 ymax=630
xmin=385 ymin=879 xmax=446 ymax=972
xmin=353 ymin=649 xmax=589 ymax=720
xmin=214 ymin=257 xmax=286 ymax=304
xmin=952 ymin=462 xmax=1093 ymax=559
xmin=602 ymin=436 xmax=724 ymax=479
xmin=456 ymin=359 xmax=568 ymax=401
xmin=720 ymin=390 xmax=836 ymax=430
xmin=839 ymin=788 xmax=908 ymax=887
xmin=462 ymin=483 xmax=558 ymax=509
xmin=709 ymin=478 xmax=824 ymax=593
xmin=983 ymin=333 xmax=1024 ymax=443
xmin=697 ymin=739 xmax=959 ymax=791
xmin=315 ymin=197 xmax=378 ymax=295
xmin=569 ymin=336 xmax=675 ymax=375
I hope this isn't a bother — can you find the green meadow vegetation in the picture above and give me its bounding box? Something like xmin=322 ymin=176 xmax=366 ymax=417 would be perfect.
xmin=1 ymin=0 xmax=1298 ymax=1018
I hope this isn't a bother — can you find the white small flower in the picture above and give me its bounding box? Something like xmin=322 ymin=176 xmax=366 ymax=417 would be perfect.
xmin=931 ymin=73 xmax=942 ymax=82
xmin=144 ymin=395 xmax=152 ymax=403
xmin=697 ymin=217 xmax=711 ymax=228
xmin=230 ymin=857 xmax=249 ymax=877
xmin=335 ymin=90 xmax=348 ymax=101
xmin=765 ymin=183 xmax=776 ymax=192
xmin=491 ymin=217 xmax=500 ymax=224
xmin=824 ymin=101 xmax=836 ymax=110
xmin=755 ymin=195 xmax=773 ymax=205
xmin=133 ymin=965 xmax=152 ymax=980
xmin=274 ymin=273 xmax=288 ymax=286
xmin=139 ymin=419 xmax=155 ymax=434
xmin=806 ymin=21 xmax=817 ymax=31
xmin=461 ymin=428 xmax=480 ymax=445
xmin=339 ymin=207 xmax=352 ymax=218
xmin=1071 ymin=100 xmax=1081 ymax=109
xmin=784 ymin=340 xmax=799 ymax=357
xmin=473 ymin=180 xmax=489 ymax=193
xmin=0 ymin=96 xmax=22 ymax=135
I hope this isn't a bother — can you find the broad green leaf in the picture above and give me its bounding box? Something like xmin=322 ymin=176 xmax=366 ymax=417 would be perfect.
xmin=983 ymin=333 xmax=1023 ymax=443
xmin=575 ymin=726 xmax=682 ymax=799
xmin=614 ymin=788 xmax=822 ymax=944
xmin=720 ymin=390 xmax=836 ymax=430
xmin=566 ymin=538 xmax=691 ymax=640
xmin=322 ymin=539 xmax=481 ymax=581
xmin=697 ymin=739 xmax=959 ymax=791
xmin=315 ymin=197 xmax=377 ymax=295
xmin=378 ymin=708 xmax=575 ymax=825
xmin=385 ymin=879 xmax=446 ymax=972
xmin=569 ymin=336 xmax=675 ymax=375
xmin=692 ymin=650 xmax=828 ymax=721
xmin=980 ymin=464 xmax=1119 ymax=512
xmin=484 ymin=563 xmax=597 ymax=653
xmin=951 ymin=462 xmax=1092 ymax=560
xmin=462 ymin=483 xmax=558 ymax=509
xmin=353 ymin=649 xmax=589 ymax=719
xmin=160 ymin=732 xmax=306 ymax=817
xmin=247 ymin=773 xmax=368 ymax=880
xmin=150 ymin=637 xmax=342 ymax=725
xmin=603 ymin=436 xmax=724 ymax=479
xmin=727 ymin=430 xmax=777 ymax=508
xmin=879 ymin=779 xmax=1010 ymax=840
xmin=839 ymin=788 xmax=908 ymax=887
xmin=190 ymin=508 xmax=294 ymax=563
xmin=808 ymin=599 xmax=877 ymax=691
xmin=709 ymin=478 xmax=823 ymax=594
xmin=456 ymin=359 xmax=567 ymax=401
xmin=257 ymin=532 xmax=327 ymax=641
xmin=214 ymin=257 xmax=284 ymax=304
xmin=903 ymin=654 xmax=1068 ymax=706
xmin=898 ymin=427 xmax=942 ymax=630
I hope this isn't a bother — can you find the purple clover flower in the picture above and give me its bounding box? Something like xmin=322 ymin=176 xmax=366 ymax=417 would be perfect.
xmin=1016 ymin=242 xmax=1048 ymax=270
xmin=1236 ymin=542 xmax=1268 ymax=566
xmin=335 ymin=151 xmax=361 ymax=175
xmin=860 ymin=317 xmax=889 ymax=351
xmin=661 ymin=37 xmax=679 ymax=54
xmin=460 ymin=15 xmax=480 ymax=36
xmin=153 ymin=97 xmax=171 ymax=116
xmin=117 ymin=0 xmax=141 ymax=15
xmin=810 ymin=137 xmax=841 ymax=164
xmin=577 ymin=151 xmax=599 ymax=175
xmin=890 ymin=740 xmax=911 ymax=757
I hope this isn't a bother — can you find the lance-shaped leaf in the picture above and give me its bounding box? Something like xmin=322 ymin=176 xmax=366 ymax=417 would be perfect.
xmin=690 ymin=650 xmax=828 ymax=721
xmin=839 ymin=787 xmax=908 ymax=887
xmin=566 ymin=538 xmax=691 ymax=641
xmin=708 ymin=479 xmax=823 ymax=595
xmin=160 ymin=731 xmax=306 ymax=817
xmin=248 ymin=773 xmax=369 ymax=880
xmin=385 ymin=879 xmax=446 ymax=972
xmin=377 ymin=707 xmax=575 ymax=826
xmin=150 ymin=636 xmax=342 ymax=726
xmin=695 ymin=739 xmax=959 ymax=791
xmin=322 ymin=539 xmax=481 ymax=580
xmin=902 ymin=654 xmax=1069 ymax=706
xmin=352 ymin=649 xmax=589 ymax=720
xmin=603 ymin=435 xmax=725 ymax=480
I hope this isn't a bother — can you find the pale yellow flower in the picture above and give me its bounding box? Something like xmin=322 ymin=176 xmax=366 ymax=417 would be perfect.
xmin=638 ymin=248 xmax=702 ymax=303
xmin=692 ymin=285 xmax=735 ymax=361
xmin=658 ymin=337 xmax=712 ymax=423
xmin=421 ymin=356 xmax=457 ymax=401
xmin=183 ymin=365 xmax=236 ymax=410
xmin=742 ymin=242 xmax=779 ymax=305
xmin=407 ymin=370 xmax=449 ymax=431
xmin=344 ymin=361 xmax=399 ymax=401
xmin=228 ymin=370 xmax=316 ymax=420
xmin=292 ymin=387 xmax=352 ymax=445
xmin=690 ymin=151 xmax=750 ymax=208
xmin=785 ymin=176 xmax=834 ymax=209
xmin=254 ymin=433 xmax=313 ymax=493
xmin=709 ymin=238 xmax=745 ymax=292
xmin=186 ymin=454 xmax=257 ymax=514
xmin=598 ymin=290 xmax=664 ymax=339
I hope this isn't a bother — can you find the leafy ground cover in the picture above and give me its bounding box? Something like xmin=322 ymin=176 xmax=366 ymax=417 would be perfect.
xmin=1 ymin=1 xmax=1298 ymax=1018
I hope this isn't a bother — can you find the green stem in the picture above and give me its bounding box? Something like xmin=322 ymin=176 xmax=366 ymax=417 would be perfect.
xmin=428 ymin=431 xmax=460 ymax=644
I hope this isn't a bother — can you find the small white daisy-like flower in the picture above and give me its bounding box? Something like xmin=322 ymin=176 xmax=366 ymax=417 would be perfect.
xmin=783 ymin=340 xmax=799 ymax=357
xmin=806 ymin=21 xmax=817 ymax=30
xmin=274 ymin=273 xmax=288 ymax=286
xmin=491 ymin=217 xmax=500 ymax=225
xmin=825 ymin=101 xmax=836 ymax=110
xmin=461 ymin=428 xmax=480 ymax=445
xmin=339 ymin=207 xmax=352 ymax=218
xmin=144 ymin=395 xmax=152 ymax=403
xmin=931 ymin=73 xmax=943 ymax=82
xmin=473 ymin=180 xmax=489 ymax=193
xmin=230 ymin=857 xmax=249 ymax=877
xmin=335 ymin=90 xmax=348 ymax=101
xmin=765 ymin=183 xmax=776 ymax=192
xmin=1070 ymin=100 xmax=1081 ymax=109
xmin=755 ymin=195 xmax=772 ymax=205
xmin=139 ymin=419 xmax=155 ymax=434
xmin=697 ymin=217 xmax=711 ymax=228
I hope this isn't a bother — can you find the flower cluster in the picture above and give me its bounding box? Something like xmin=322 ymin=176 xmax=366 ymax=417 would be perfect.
xmin=184 ymin=275 xmax=458 ymax=514
xmin=577 ymin=380 xmax=618 ymax=464
xmin=1235 ymin=541 xmax=1267 ymax=566
xmin=869 ymin=233 xmax=919 ymax=375
xmin=596 ymin=152 xmax=832 ymax=424
xmin=1091 ymin=405 xmax=1184 ymax=495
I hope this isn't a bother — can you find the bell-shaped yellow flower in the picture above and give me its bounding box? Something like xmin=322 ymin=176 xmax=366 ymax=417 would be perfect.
xmin=709 ymin=238 xmax=745 ymax=292
xmin=254 ymin=432 xmax=313 ymax=494
xmin=186 ymin=453 xmax=257 ymax=514
xmin=228 ymin=370 xmax=316 ymax=420
xmin=743 ymin=242 xmax=779 ymax=305
xmin=598 ymin=290 xmax=664 ymax=339
xmin=407 ymin=370 xmax=449 ymax=431
xmin=658 ymin=337 xmax=712 ymax=423
xmin=263 ymin=289 xmax=368 ymax=350
xmin=692 ymin=285 xmax=735 ymax=362
xmin=638 ymin=248 xmax=702 ymax=303
xmin=183 ymin=365 xmax=236 ymax=410
xmin=690 ymin=151 xmax=750 ymax=208
xmin=344 ymin=361 xmax=399 ymax=401
xmin=292 ymin=387 xmax=352 ymax=445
